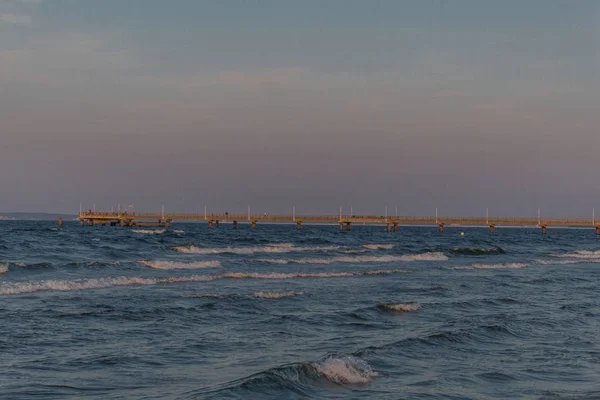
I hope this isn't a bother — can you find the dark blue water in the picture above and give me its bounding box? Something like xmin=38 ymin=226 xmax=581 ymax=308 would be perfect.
xmin=1 ymin=221 xmax=599 ymax=399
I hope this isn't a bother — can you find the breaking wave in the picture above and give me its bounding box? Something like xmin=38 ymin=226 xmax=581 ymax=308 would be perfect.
xmin=312 ymin=354 xmax=377 ymax=384
xmin=450 ymin=247 xmax=505 ymax=256
xmin=173 ymin=243 xmax=340 ymax=255
xmin=380 ymin=303 xmax=421 ymax=312
xmin=552 ymin=250 xmax=600 ymax=259
xmin=132 ymin=229 xmax=166 ymax=235
xmin=0 ymin=269 xmax=406 ymax=296
xmin=536 ymin=259 xmax=600 ymax=265
xmin=254 ymin=291 xmax=304 ymax=299
xmin=451 ymin=263 xmax=527 ymax=270
xmin=203 ymin=353 xmax=376 ymax=397
xmin=260 ymin=252 xmax=448 ymax=265
xmin=138 ymin=260 xmax=222 ymax=270
xmin=363 ymin=244 xmax=394 ymax=250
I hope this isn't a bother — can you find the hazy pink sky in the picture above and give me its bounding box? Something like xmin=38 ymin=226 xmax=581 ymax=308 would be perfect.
xmin=0 ymin=0 xmax=598 ymax=217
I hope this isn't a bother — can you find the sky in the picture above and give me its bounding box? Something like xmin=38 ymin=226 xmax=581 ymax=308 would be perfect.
xmin=0 ymin=0 xmax=598 ymax=217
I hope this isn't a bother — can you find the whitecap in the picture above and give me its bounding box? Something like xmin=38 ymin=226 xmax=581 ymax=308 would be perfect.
xmin=313 ymin=355 xmax=377 ymax=384
xmin=259 ymin=252 xmax=448 ymax=265
xmin=363 ymin=244 xmax=394 ymax=250
xmin=133 ymin=229 xmax=166 ymax=235
xmin=382 ymin=303 xmax=421 ymax=312
xmin=0 ymin=268 xmax=406 ymax=296
xmin=254 ymin=291 xmax=304 ymax=299
xmin=138 ymin=260 xmax=221 ymax=270
xmin=451 ymin=263 xmax=527 ymax=270
xmin=552 ymin=250 xmax=600 ymax=259
xmin=173 ymin=244 xmax=340 ymax=255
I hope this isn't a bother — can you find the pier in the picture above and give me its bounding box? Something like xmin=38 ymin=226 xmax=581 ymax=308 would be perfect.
xmin=76 ymin=210 xmax=600 ymax=234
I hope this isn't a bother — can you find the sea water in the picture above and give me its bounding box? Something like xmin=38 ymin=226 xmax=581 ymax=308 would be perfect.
xmin=0 ymin=221 xmax=599 ymax=399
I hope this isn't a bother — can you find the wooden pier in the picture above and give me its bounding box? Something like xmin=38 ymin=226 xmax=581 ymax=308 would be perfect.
xmin=77 ymin=211 xmax=600 ymax=234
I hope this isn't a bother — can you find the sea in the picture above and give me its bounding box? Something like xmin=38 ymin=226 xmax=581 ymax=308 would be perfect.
xmin=0 ymin=221 xmax=599 ymax=399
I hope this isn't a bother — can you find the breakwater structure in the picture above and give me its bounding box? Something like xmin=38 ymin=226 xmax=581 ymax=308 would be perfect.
xmin=76 ymin=208 xmax=600 ymax=235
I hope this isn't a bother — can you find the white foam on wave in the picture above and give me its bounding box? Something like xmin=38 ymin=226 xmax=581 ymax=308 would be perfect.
xmin=338 ymin=249 xmax=368 ymax=254
xmin=187 ymin=293 xmax=230 ymax=298
xmin=553 ymin=250 xmax=600 ymax=259
xmin=536 ymin=259 xmax=600 ymax=265
xmin=254 ymin=291 xmax=304 ymax=299
xmin=173 ymin=230 xmax=185 ymax=234
xmin=138 ymin=260 xmax=221 ymax=270
xmin=0 ymin=268 xmax=406 ymax=296
xmin=363 ymin=244 xmax=394 ymax=250
xmin=259 ymin=252 xmax=448 ymax=265
xmin=0 ymin=263 xmax=7 ymax=274
xmin=173 ymin=244 xmax=340 ymax=255
xmin=383 ymin=303 xmax=421 ymax=312
xmin=133 ymin=229 xmax=166 ymax=235
xmin=313 ymin=355 xmax=377 ymax=384
xmin=451 ymin=263 xmax=527 ymax=270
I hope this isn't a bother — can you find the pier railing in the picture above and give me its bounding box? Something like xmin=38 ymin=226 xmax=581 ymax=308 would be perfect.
xmin=76 ymin=212 xmax=599 ymax=227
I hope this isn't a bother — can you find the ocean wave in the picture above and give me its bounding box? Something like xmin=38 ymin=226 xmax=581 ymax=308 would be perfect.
xmin=450 ymin=247 xmax=505 ymax=256
xmin=202 ymin=353 xmax=375 ymax=397
xmin=254 ymin=291 xmax=304 ymax=299
xmin=0 ymin=268 xmax=406 ymax=295
xmin=312 ymin=354 xmax=377 ymax=384
xmin=138 ymin=260 xmax=221 ymax=270
xmin=363 ymin=244 xmax=394 ymax=250
xmin=172 ymin=230 xmax=185 ymax=234
xmin=132 ymin=229 xmax=166 ymax=235
xmin=0 ymin=263 xmax=7 ymax=274
xmin=186 ymin=293 xmax=232 ymax=299
xmin=380 ymin=303 xmax=421 ymax=312
xmin=451 ymin=263 xmax=527 ymax=270
xmin=259 ymin=252 xmax=448 ymax=265
xmin=552 ymin=250 xmax=600 ymax=259
xmin=173 ymin=243 xmax=340 ymax=255
xmin=536 ymin=259 xmax=600 ymax=265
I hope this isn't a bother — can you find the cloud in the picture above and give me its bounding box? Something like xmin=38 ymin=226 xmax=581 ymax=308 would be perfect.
xmin=0 ymin=12 xmax=31 ymax=25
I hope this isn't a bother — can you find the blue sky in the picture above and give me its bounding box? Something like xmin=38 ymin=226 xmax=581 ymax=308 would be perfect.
xmin=0 ymin=0 xmax=598 ymax=217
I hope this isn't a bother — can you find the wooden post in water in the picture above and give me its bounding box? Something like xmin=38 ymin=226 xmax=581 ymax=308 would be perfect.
xmin=296 ymin=221 xmax=302 ymax=230
xmin=208 ymin=220 xmax=213 ymax=229
xmin=58 ymin=217 xmax=63 ymax=228
xmin=387 ymin=222 xmax=391 ymax=232
xmin=345 ymin=222 xmax=351 ymax=231
xmin=489 ymin=224 xmax=495 ymax=233
xmin=233 ymin=220 xmax=238 ymax=229
xmin=541 ymin=224 xmax=547 ymax=235
xmin=339 ymin=222 xmax=343 ymax=232
xmin=251 ymin=220 xmax=257 ymax=230
xmin=393 ymin=222 xmax=399 ymax=232
xmin=215 ymin=220 xmax=220 ymax=229
xmin=596 ymin=226 xmax=600 ymax=235
xmin=438 ymin=223 xmax=444 ymax=233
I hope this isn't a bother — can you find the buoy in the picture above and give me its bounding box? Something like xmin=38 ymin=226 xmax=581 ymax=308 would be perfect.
xmin=460 ymin=232 xmax=465 ymax=236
